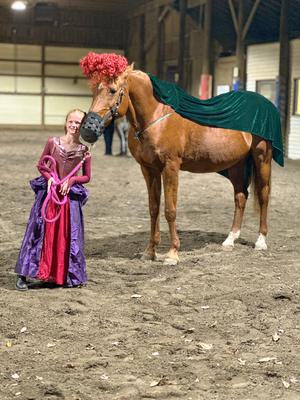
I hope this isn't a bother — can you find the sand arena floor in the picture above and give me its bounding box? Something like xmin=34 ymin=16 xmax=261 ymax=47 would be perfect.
xmin=0 ymin=129 xmax=299 ymax=400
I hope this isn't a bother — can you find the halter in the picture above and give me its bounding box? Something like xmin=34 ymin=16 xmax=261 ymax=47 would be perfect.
xmin=41 ymin=153 xmax=89 ymax=223
xmin=100 ymin=87 xmax=125 ymax=125
xmin=80 ymin=88 xmax=125 ymax=143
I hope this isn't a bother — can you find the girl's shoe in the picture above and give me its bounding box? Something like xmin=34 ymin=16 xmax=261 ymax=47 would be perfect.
xmin=16 ymin=276 xmax=28 ymax=291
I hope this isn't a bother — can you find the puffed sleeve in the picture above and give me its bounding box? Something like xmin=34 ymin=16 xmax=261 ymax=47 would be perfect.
xmin=37 ymin=137 xmax=54 ymax=180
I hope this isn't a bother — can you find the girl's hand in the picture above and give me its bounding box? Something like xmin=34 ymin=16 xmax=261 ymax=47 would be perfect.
xmin=47 ymin=177 xmax=55 ymax=193
xmin=60 ymin=180 xmax=70 ymax=196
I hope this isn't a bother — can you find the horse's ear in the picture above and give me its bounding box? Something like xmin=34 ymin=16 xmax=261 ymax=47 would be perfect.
xmin=124 ymin=63 xmax=134 ymax=76
xmin=118 ymin=64 xmax=133 ymax=84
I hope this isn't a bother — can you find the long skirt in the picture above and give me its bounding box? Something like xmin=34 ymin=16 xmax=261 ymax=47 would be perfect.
xmin=15 ymin=176 xmax=88 ymax=287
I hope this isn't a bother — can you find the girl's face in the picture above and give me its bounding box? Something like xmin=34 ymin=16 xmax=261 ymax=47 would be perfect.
xmin=65 ymin=111 xmax=85 ymax=137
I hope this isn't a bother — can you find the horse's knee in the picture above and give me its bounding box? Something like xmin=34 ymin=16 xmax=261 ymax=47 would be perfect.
xmin=149 ymin=207 xmax=159 ymax=218
xmin=235 ymin=192 xmax=247 ymax=210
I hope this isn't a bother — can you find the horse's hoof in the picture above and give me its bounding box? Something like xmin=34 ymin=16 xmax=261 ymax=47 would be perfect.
xmin=222 ymin=231 xmax=240 ymax=249
xmin=254 ymin=234 xmax=267 ymax=251
xmin=222 ymin=244 xmax=234 ymax=252
xmin=255 ymin=243 xmax=267 ymax=251
xmin=163 ymin=257 xmax=178 ymax=266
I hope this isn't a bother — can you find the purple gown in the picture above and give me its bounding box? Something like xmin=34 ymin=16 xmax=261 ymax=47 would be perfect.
xmin=15 ymin=137 xmax=90 ymax=287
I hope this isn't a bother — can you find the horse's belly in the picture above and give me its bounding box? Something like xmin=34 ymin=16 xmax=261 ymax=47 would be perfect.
xmin=181 ymin=159 xmax=239 ymax=173
xmin=181 ymin=129 xmax=252 ymax=173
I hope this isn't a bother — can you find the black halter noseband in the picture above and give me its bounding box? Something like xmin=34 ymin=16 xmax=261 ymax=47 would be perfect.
xmin=80 ymin=88 xmax=125 ymax=144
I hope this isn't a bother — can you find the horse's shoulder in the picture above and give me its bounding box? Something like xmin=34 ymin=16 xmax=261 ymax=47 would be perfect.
xmin=129 ymin=70 xmax=149 ymax=81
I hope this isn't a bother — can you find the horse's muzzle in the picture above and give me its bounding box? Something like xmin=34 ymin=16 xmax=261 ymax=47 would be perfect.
xmin=80 ymin=112 xmax=104 ymax=144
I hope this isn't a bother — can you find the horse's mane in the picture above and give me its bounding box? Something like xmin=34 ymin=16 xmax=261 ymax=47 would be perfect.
xmin=130 ymin=70 xmax=144 ymax=77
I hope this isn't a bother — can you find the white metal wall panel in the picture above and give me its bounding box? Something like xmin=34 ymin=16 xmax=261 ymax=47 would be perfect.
xmin=246 ymin=43 xmax=279 ymax=92
xmin=288 ymin=118 xmax=300 ymax=158
xmin=0 ymin=95 xmax=41 ymax=124
xmin=45 ymin=96 xmax=91 ymax=125
xmin=0 ymin=44 xmax=42 ymax=125
xmin=0 ymin=76 xmax=15 ymax=92
xmin=16 ymin=77 xmax=41 ymax=93
xmin=0 ymin=61 xmax=14 ymax=74
xmin=0 ymin=76 xmax=41 ymax=93
xmin=45 ymin=46 xmax=123 ymax=62
xmin=0 ymin=61 xmax=41 ymax=75
xmin=288 ymin=39 xmax=300 ymax=159
xmin=0 ymin=44 xmax=41 ymax=61
xmin=0 ymin=43 xmax=15 ymax=59
xmin=0 ymin=43 xmax=121 ymax=126
xmin=45 ymin=77 xmax=89 ymax=95
xmin=16 ymin=62 xmax=41 ymax=75
xmin=45 ymin=64 xmax=83 ymax=77
xmin=16 ymin=45 xmax=41 ymax=61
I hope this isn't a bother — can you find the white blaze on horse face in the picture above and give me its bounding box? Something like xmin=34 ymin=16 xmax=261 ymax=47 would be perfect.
xmin=222 ymin=230 xmax=240 ymax=248
xmin=255 ymin=233 xmax=267 ymax=250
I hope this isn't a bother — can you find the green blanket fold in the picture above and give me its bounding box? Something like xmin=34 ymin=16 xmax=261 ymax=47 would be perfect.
xmin=148 ymin=73 xmax=284 ymax=167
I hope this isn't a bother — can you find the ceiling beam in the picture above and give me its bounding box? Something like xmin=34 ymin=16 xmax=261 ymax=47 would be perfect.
xmin=242 ymin=0 xmax=261 ymax=40
xmin=228 ymin=0 xmax=238 ymax=33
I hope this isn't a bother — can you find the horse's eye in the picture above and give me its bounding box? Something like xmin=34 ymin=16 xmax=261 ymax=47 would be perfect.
xmin=109 ymin=88 xmax=117 ymax=95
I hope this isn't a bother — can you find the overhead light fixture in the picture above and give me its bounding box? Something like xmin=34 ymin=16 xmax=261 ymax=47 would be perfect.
xmin=11 ymin=1 xmax=27 ymax=11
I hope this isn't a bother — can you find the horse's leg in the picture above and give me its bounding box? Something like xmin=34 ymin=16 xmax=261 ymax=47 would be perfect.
xmin=140 ymin=165 xmax=161 ymax=260
xmin=252 ymin=140 xmax=273 ymax=250
xmin=222 ymin=159 xmax=249 ymax=250
xmin=162 ymin=160 xmax=180 ymax=265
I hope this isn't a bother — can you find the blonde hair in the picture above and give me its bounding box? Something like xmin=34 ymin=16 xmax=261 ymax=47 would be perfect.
xmin=64 ymin=109 xmax=86 ymax=134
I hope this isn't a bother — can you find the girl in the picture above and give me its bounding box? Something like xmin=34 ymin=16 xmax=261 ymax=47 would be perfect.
xmin=15 ymin=109 xmax=91 ymax=290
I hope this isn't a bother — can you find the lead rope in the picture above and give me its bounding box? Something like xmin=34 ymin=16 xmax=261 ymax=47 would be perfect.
xmin=41 ymin=144 xmax=93 ymax=223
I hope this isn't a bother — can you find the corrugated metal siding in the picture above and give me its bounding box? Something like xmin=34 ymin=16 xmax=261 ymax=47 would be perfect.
xmin=0 ymin=76 xmax=15 ymax=91
xmin=288 ymin=39 xmax=300 ymax=159
xmin=45 ymin=78 xmax=89 ymax=95
xmin=0 ymin=95 xmax=42 ymax=124
xmin=45 ymin=97 xmax=91 ymax=125
xmin=16 ymin=77 xmax=41 ymax=93
xmin=0 ymin=44 xmax=122 ymax=126
xmin=0 ymin=44 xmax=42 ymax=60
xmin=43 ymin=46 xmax=116 ymax=125
xmin=45 ymin=46 xmax=122 ymax=63
xmin=0 ymin=43 xmax=42 ymax=124
xmin=45 ymin=64 xmax=82 ymax=77
xmin=246 ymin=43 xmax=279 ymax=92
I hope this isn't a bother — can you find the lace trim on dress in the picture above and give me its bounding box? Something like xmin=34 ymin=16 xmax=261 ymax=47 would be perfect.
xmin=53 ymin=137 xmax=87 ymax=155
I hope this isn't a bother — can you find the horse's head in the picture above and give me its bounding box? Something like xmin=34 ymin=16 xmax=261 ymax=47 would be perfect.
xmin=79 ymin=52 xmax=132 ymax=144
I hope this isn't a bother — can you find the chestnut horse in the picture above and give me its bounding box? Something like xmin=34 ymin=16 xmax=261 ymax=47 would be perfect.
xmin=80 ymin=63 xmax=275 ymax=266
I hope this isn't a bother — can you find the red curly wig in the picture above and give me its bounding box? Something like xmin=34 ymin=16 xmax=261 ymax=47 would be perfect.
xmin=80 ymin=52 xmax=128 ymax=85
